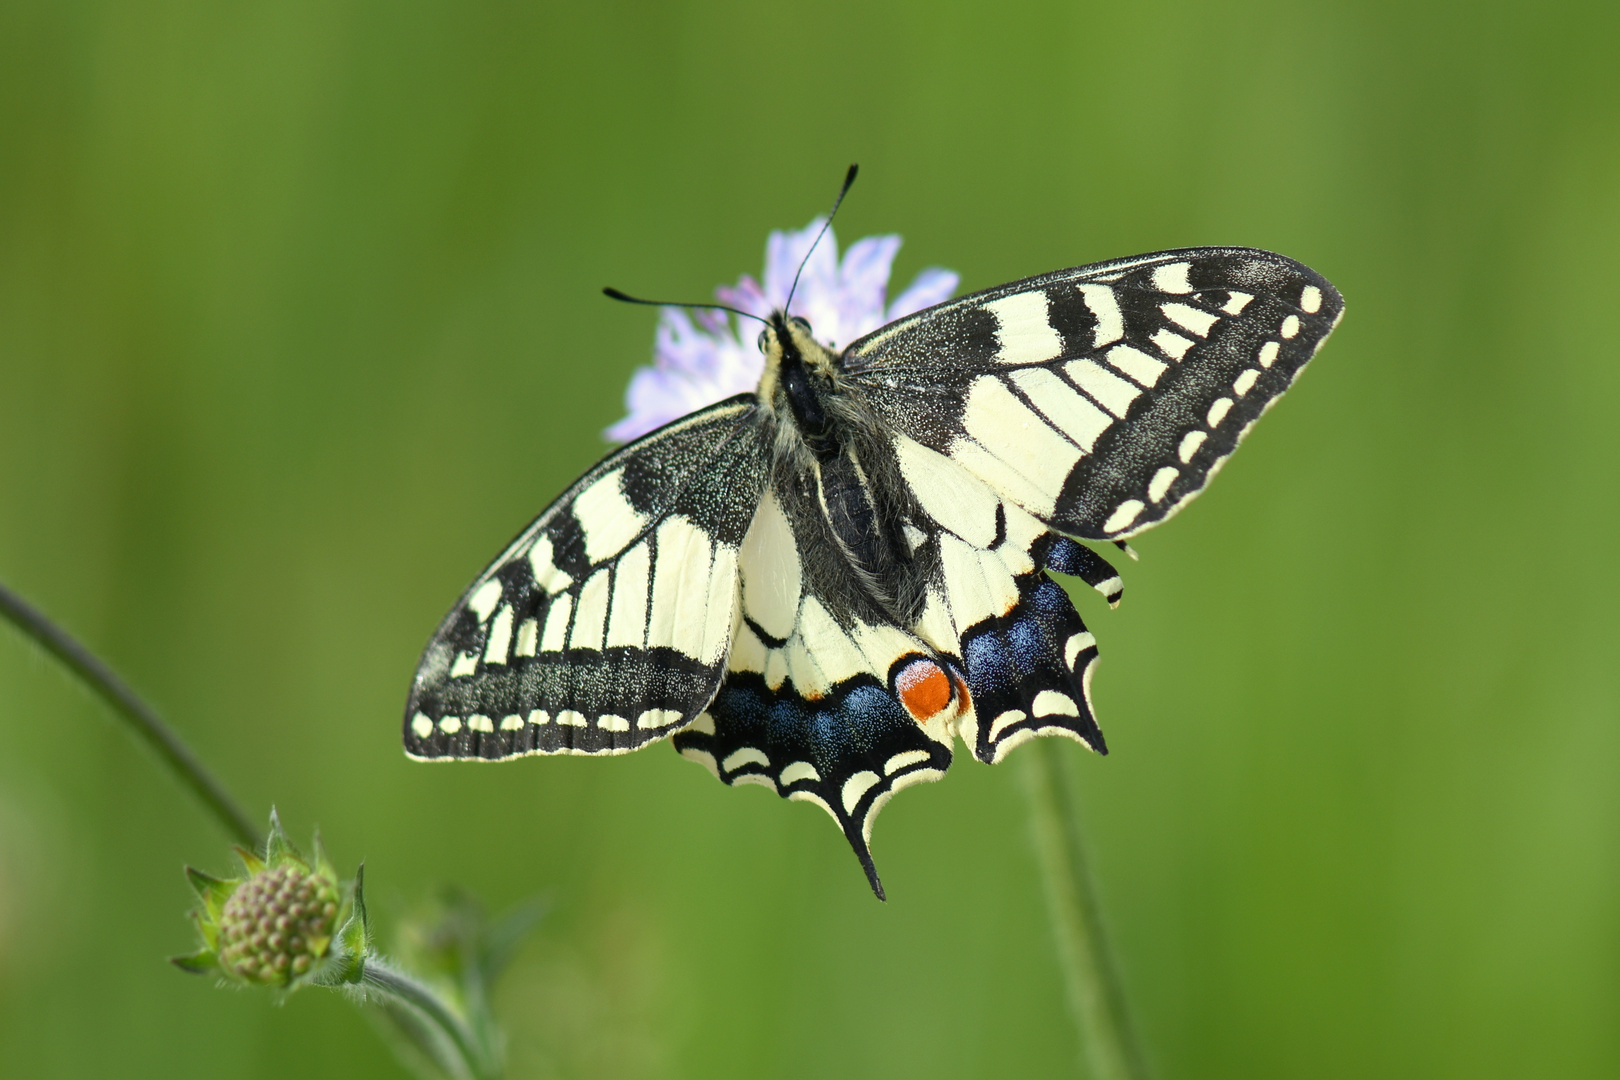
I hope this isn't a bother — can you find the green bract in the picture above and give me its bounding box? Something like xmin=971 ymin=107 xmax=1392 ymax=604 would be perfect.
xmin=172 ymin=809 xmax=369 ymax=993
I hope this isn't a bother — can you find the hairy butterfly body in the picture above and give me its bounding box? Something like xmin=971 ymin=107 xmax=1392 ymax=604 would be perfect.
xmin=405 ymin=244 xmax=1343 ymax=899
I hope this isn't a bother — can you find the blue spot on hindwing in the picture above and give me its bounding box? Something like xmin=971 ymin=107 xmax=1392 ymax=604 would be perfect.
xmin=841 ymin=684 xmax=909 ymax=749
xmin=1006 ymin=618 xmax=1043 ymax=671
xmin=1026 ymin=577 xmax=1071 ymax=617
xmin=963 ymin=627 xmax=1015 ymax=695
xmin=1042 ymin=536 xmax=1092 ymax=577
xmin=766 ymin=693 xmax=809 ymax=741
xmin=717 ymin=681 xmax=769 ymax=733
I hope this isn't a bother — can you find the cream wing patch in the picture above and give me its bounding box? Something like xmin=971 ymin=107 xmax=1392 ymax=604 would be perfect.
xmin=738 ymin=490 xmax=802 ymax=641
xmin=983 ymin=291 xmax=1063 ymax=365
xmin=893 ymin=434 xmax=1001 ymax=547
xmin=572 ymin=468 xmax=650 ymax=564
xmin=955 ymin=376 xmax=1083 ymax=516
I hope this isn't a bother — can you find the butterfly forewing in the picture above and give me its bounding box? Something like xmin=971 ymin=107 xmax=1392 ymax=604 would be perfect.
xmin=405 ymin=396 xmax=767 ymax=760
xmin=843 ymin=247 xmax=1343 ymax=539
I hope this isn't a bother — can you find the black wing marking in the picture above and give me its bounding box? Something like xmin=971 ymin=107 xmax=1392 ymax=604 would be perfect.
xmin=1043 ymin=533 xmax=1124 ymax=607
xmin=842 ymin=247 xmax=1343 ymax=539
xmin=405 ymin=396 xmax=767 ymax=761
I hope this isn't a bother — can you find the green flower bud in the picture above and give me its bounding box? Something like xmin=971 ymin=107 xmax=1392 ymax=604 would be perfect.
xmin=173 ymin=808 xmax=364 ymax=993
xmin=216 ymin=861 xmax=340 ymax=984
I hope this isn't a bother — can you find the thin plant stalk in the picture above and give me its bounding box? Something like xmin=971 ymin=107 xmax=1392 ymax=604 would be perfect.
xmin=0 ymin=580 xmax=261 ymax=849
xmin=362 ymin=960 xmax=498 ymax=1080
xmin=1022 ymin=737 xmax=1151 ymax=1080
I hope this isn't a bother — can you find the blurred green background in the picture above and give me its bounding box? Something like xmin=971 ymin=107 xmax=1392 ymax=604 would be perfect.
xmin=3 ymin=0 xmax=1618 ymax=1076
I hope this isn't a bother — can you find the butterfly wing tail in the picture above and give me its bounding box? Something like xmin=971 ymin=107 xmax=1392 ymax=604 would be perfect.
xmin=673 ymin=672 xmax=953 ymax=900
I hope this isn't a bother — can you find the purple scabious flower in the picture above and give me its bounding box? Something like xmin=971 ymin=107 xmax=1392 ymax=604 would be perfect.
xmin=606 ymin=218 xmax=959 ymax=443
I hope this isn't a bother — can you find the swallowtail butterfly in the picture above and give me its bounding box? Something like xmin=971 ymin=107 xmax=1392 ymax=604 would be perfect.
xmin=404 ymin=184 xmax=1343 ymax=899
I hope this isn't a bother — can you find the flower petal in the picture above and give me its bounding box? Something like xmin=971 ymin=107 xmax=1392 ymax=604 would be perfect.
xmin=887 ymin=267 xmax=960 ymax=321
xmin=839 ymin=235 xmax=900 ymax=300
xmin=765 ymin=221 xmax=824 ymax=306
xmin=832 ymin=235 xmax=900 ymax=341
xmin=716 ymin=275 xmax=771 ymax=320
xmin=605 ymin=218 xmax=954 ymax=442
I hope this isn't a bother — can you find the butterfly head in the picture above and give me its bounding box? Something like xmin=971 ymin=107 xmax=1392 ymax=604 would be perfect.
xmin=755 ymin=309 xmax=839 ymax=422
xmin=757 ymin=311 xmax=830 ymax=361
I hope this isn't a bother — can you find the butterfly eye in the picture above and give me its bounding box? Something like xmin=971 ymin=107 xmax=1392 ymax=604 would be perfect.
xmin=756 ymin=329 xmax=770 ymax=352
xmin=789 ymin=316 xmax=812 ymax=335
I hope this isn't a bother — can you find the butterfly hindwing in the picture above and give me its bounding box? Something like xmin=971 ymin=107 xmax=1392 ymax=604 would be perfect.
xmin=957 ymin=536 xmax=1107 ymax=765
xmin=844 ymin=247 xmax=1344 ymax=539
xmin=673 ymin=662 xmax=954 ymax=901
xmin=890 ymin=434 xmax=1112 ymax=763
xmin=671 ymin=482 xmax=962 ymax=898
xmin=405 ymin=396 xmax=767 ymax=760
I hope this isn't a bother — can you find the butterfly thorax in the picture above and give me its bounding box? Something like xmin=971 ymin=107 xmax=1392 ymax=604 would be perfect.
xmin=756 ymin=311 xmax=932 ymax=628
xmin=755 ymin=312 xmax=840 ymax=452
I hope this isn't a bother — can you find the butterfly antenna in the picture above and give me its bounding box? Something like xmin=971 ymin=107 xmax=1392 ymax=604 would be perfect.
xmin=601 ymin=287 xmax=767 ymax=326
xmin=784 ymin=163 xmax=859 ymax=316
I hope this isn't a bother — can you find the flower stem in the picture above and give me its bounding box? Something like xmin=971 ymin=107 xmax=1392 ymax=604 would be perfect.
xmin=362 ymin=959 xmax=498 ymax=1080
xmin=0 ymin=580 xmax=261 ymax=850
xmin=1022 ymin=737 xmax=1151 ymax=1080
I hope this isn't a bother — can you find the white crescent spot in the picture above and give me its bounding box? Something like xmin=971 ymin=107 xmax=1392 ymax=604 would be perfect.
xmin=780 ymin=760 xmax=821 ymax=786
xmin=1064 ymin=632 xmax=1096 ymax=669
xmin=722 ymin=747 xmax=770 ymax=773
xmin=1103 ymin=500 xmax=1144 ymax=534
xmin=884 ymin=749 xmax=932 ymax=776
xmin=841 ymin=771 xmax=882 ymax=815
xmin=1032 ymin=690 xmax=1079 ymax=717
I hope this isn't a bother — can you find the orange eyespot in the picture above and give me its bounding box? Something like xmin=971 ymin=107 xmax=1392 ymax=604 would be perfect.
xmin=895 ymin=659 xmax=954 ymax=723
